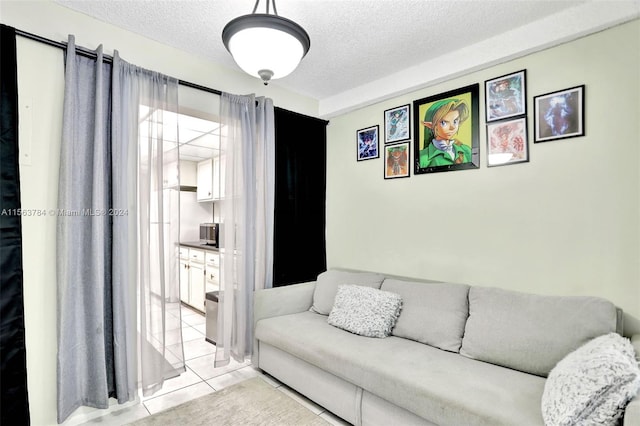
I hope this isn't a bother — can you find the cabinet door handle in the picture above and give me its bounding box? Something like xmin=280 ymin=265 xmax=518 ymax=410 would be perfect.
xmin=210 ymin=274 xmax=215 ymax=279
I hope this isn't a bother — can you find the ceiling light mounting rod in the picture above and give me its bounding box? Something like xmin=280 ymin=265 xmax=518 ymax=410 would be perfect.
xmin=252 ymin=0 xmax=279 ymax=15
xmin=222 ymin=0 xmax=310 ymax=85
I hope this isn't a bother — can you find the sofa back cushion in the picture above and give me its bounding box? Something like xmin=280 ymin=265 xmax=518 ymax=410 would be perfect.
xmin=381 ymin=278 xmax=470 ymax=352
xmin=459 ymin=286 xmax=618 ymax=377
xmin=311 ymin=270 xmax=385 ymax=315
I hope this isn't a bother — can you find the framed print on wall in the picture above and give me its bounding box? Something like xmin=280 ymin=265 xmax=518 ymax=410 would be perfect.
xmin=486 ymin=117 xmax=529 ymax=167
xmin=413 ymin=83 xmax=480 ymax=175
xmin=534 ymin=85 xmax=585 ymax=143
xmin=384 ymin=104 xmax=410 ymax=143
xmin=384 ymin=142 xmax=410 ymax=179
xmin=357 ymin=125 xmax=379 ymax=161
xmin=485 ymin=69 xmax=526 ymax=122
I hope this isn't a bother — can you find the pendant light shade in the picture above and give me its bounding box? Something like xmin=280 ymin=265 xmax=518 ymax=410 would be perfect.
xmin=222 ymin=1 xmax=310 ymax=85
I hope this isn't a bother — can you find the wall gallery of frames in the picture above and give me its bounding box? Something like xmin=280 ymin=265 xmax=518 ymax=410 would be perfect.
xmin=355 ymin=69 xmax=586 ymax=180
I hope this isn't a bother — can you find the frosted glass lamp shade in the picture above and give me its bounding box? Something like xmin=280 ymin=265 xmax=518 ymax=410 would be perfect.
xmin=222 ymin=14 xmax=310 ymax=84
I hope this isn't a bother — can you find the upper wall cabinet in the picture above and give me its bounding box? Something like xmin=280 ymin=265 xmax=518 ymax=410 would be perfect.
xmin=177 ymin=84 xmax=222 ymax=200
xmin=197 ymin=156 xmax=224 ymax=202
xmin=180 ymin=160 xmax=198 ymax=187
xmin=197 ymin=158 xmax=214 ymax=201
xmin=212 ymin=155 xmax=225 ymax=200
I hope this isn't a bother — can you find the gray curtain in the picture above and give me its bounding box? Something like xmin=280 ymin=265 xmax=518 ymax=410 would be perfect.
xmin=57 ymin=36 xmax=115 ymax=423
xmin=57 ymin=37 xmax=183 ymax=423
xmin=215 ymin=94 xmax=275 ymax=367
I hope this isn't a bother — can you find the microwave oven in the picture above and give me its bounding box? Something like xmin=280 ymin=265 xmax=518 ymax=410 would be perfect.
xmin=199 ymin=223 xmax=219 ymax=247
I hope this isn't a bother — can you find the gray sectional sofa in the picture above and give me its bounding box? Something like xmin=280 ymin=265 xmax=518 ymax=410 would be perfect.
xmin=253 ymin=270 xmax=640 ymax=425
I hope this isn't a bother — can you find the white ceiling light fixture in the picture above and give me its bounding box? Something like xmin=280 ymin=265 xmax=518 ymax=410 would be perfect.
xmin=222 ymin=0 xmax=310 ymax=85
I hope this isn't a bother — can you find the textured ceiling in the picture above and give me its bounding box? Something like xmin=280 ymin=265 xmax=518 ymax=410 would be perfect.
xmin=52 ymin=0 xmax=637 ymax=110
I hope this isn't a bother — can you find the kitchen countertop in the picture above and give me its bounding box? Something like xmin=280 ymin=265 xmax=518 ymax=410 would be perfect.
xmin=180 ymin=241 xmax=219 ymax=252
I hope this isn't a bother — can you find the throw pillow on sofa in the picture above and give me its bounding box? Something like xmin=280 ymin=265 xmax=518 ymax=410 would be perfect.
xmin=311 ymin=269 xmax=385 ymax=315
xmin=327 ymin=285 xmax=402 ymax=338
xmin=541 ymin=332 xmax=640 ymax=426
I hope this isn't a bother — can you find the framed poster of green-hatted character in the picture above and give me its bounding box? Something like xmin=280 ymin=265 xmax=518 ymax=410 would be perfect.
xmin=413 ymin=84 xmax=480 ymax=175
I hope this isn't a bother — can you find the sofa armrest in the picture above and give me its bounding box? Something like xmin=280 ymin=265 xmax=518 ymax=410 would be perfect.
xmin=623 ymin=334 xmax=640 ymax=426
xmin=625 ymin=396 xmax=640 ymax=426
xmin=631 ymin=334 xmax=640 ymax=359
xmin=254 ymin=281 xmax=316 ymax=323
xmin=252 ymin=281 xmax=316 ymax=365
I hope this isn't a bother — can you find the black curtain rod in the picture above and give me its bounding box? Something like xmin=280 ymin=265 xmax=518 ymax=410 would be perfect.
xmin=14 ymin=28 xmax=222 ymax=96
xmin=13 ymin=27 xmax=328 ymax=124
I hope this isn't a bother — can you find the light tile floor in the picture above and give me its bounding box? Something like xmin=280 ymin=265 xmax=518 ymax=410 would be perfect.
xmin=81 ymin=305 xmax=350 ymax=425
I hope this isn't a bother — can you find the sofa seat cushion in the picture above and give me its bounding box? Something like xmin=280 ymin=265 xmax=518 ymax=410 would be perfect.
xmin=256 ymin=311 xmax=546 ymax=426
xmin=460 ymin=287 xmax=618 ymax=377
xmin=381 ymin=278 xmax=469 ymax=352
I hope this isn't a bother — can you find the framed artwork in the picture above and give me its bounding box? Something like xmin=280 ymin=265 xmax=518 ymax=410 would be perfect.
xmin=486 ymin=117 xmax=529 ymax=167
xmin=485 ymin=69 xmax=526 ymax=122
xmin=357 ymin=125 xmax=379 ymax=161
xmin=384 ymin=142 xmax=410 ymax=179
xmin=534 ymin=85 xmax=585 ymax=143
xmin=413 ymin=83 xmax=480 ymax=175
xmin=384 ymin=104 xmax=410 ymax=143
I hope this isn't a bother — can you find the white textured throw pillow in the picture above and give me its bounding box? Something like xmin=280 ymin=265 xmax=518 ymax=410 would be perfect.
xmin=541 ymin=333 xmax=640 ymax=426
xmin=327 ymin=285 xmax=402 ymax=338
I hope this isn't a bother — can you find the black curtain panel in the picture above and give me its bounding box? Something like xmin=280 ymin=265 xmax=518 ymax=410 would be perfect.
xmin=0 ymin=24 xmax=31 ymax=425
xmin=273 ymin=108 xmax=328 ymax=286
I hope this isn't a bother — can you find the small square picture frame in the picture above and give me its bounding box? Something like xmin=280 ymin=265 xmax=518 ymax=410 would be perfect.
xmin=357 ymin=125 xmax=380 ymax=161
xmin=384 ymin=104 xmax=411 ymax=144
xmin=534 ymin=85 xmax=585 ymax=143
xmin=384 ymin=142 xmax=410 ymax=179
xmin=485 ymin=70 xmax=526 ymax=122
xmin=486 ymin=117 xmax=529 ymax=167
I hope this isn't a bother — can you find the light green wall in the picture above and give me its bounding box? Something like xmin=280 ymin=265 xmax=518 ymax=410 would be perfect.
xmin=327 ymin=20 xmax=640 ymax=335
xmin=14 ymin=37 xmax=65 ymax=426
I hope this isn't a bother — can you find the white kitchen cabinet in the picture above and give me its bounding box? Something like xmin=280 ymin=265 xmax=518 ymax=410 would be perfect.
xmin=163 ymin=158 xmax=179 ymax=189
xmin=197 ymin=155 xmax=224 ymax=202
xmin=196 ymin=159 xmax=213 ymax=201
xmin=212 ymin=155 xmax=225 ymax=200
xmin=179 ymin=258 xmax=189 ymax=305
xmin=179 ymin=247 xmax=190 ymax=305
xmin=179 ymin=160 xmax=198 ymax=187
xmin=188 ymin=248 xmax=206 ymax=311
xmin=189 ymin=261 xmax=205 ymax=312
xmin=180 ymin=246 xmax=189 ymax=303
xmin=205 ymin=251 xmax=220 ymax=293
xmin=179 ymin=246 xmax=219 ymax=312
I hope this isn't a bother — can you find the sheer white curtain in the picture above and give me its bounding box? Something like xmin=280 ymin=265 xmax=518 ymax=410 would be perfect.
xmin=57 ymin=38 xmax=183 ymax=422
xmin=112 ymin=52 xmax=184 ymax=397
xmin=215 ymin=93 xmax=275 ymax=367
